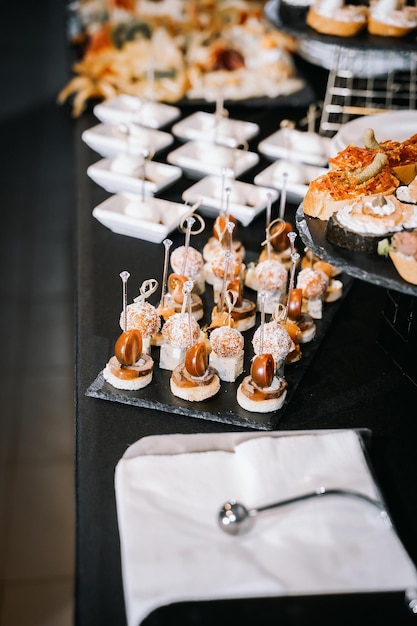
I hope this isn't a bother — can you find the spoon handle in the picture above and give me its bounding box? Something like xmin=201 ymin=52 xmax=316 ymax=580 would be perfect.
xmin=253 ymin=487 xmax=385 ymax=517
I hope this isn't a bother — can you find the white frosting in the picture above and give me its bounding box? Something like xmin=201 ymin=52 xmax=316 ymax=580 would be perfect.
xmin=372 ymin=0 xmax=402 ymax=14
xmin=336 ymin=197 xmax=404 ymax=235
xmin=315 ymin=0 xmax=367 ymax=21
xmin=371 ymin=0 xmax=417 ymax=26
xmin=314 ymin=0 xmax=343 ymax=17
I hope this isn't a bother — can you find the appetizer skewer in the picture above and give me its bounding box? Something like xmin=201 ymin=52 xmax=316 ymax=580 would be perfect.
xmin=103 ymin=271 xmax=154 ymax=390
xmin=170 ymin=281 xmax=220 ymax=401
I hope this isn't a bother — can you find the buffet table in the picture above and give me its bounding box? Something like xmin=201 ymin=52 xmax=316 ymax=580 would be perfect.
xmin=75 ymin=93 xmax=417 ymax=626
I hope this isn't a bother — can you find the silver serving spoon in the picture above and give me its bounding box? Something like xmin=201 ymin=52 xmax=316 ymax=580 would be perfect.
xmin=218 ymin=487 xmax=387 ymax=535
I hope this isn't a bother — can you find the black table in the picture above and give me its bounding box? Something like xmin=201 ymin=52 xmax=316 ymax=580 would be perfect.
xmin=75 ymin=95 xmax=417 ymax=626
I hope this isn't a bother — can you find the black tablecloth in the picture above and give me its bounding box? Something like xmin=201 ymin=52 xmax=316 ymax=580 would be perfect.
xmin=75 ymin=98 xmax=417 ymax=626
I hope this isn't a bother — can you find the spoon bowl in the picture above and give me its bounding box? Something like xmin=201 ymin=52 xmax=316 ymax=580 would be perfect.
xmin=218 ymin=500 xmax=255 ymax=536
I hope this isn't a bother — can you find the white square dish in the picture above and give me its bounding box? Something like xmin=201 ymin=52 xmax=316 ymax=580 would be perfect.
xmin=167 ymin=140 xmax=259 ymax=179
xmin=93 ymin=95 xmax=181 ymax=129
xmin=87 ymin=155 xmax=182 ymax=195
xmin=171 ymin=111 xmax=260 ymax=147
xmin=182 ymin=175 xmax=279 ymax=226
xmin=82 ymin=123 xmax=174 ymax=158
xmin=92 ymin=192 xmax=192 ymax=243
xmin=258 ymin=128 xmax=331 ymax=167
xmin=254 ymin=160 xmax=329 ymax=203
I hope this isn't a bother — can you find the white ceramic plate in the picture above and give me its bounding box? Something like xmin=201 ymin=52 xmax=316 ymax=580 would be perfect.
xmin=87 ymin=155 xmax=182 ymax=195
xmin=82 ymin=123 xmax=174 ymax=158
xmin=254 ymin=160 xmax=328 ymax=203
xmin=92 ymin=193 xmax=193 ymax=244
xmin=330 ymin=110 xmax=417 ymax=156
xmin=182 ymin=175 xmax=279 ymax=226
xmin=167 ymin=140 xmax=259 ymax=179
xmin=258 ymin=128 xmax=331 ymax=166
xmin=93 ymin=95 xmax=181 ymax=129
xmin=171 ymin=111 xmax=260 ymax=147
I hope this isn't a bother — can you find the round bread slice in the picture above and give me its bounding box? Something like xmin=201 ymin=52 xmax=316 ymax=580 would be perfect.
xmin=306 ymin=6 xmax=368 ymax=36
xmin=303 ymin=163 xmax=399 ymax=221
xmin=102 ymin=356 xmax=154 ymax=390
xmin=170 ymin=374 xmax=220 ymax=401
xmin=303 ymin=185 xmax=352 ymax=221
xmin=170 ymin=364 xmax=221 ymax=401
xmin=368 ymin=17 xmax=416 ymax=37
xmin=237 ymin=380 xmax=287 ymax=413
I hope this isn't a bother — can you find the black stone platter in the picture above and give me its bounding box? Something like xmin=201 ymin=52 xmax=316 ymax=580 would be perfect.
xmin=86 ymin=269 xmax=354 ymax=431
xmin=296 ymin=205 xmax=417 ymax=296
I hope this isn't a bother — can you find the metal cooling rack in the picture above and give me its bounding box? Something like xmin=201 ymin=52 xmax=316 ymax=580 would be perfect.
xmin=319 ymin=48 xmax=417 ymax=136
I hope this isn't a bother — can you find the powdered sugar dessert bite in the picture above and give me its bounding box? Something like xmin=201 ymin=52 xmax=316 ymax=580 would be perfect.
xmin=236 ymin=294 xmax=289 ymax=413
xmin=254 ymin=258 xmax=288 ymax=314
xmin=306 ymin=0 xmax=369 ymax=36
xmin=119 ymin=278 xmax=161 ymax=353
xmin=252 ymin=317 xmax=293 ymax=375
xmin=103 ymin=271 xmax=154 ymax=390
xmin=300 ymin=251 xmax=343 ymax=302
xmin=296 ymin=266 xmax=330 ymax=319
xmin=208 ymin=287 xmax=245 ymax=382
xmin=160 ymin=281 xmax=203 ymax=371
xmin=209 ymin=323 xmax=244 ymax=383
xmin=368 ymin=0 xmax=417 ymax=36
xmin=162 ymin=215 xmax=205 ymax=320
xmin=271 ymin=251 xmax=302 ymax=363
xmin=170 ymin=213 xmax=206 ymax=294
xmin=170 ymin=245 xmax=205 ymax=294
xmin=169 ymin=281 xmax=220 ymax=401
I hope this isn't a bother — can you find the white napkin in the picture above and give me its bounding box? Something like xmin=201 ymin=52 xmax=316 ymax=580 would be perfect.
xmin=115 ymin=429 xmax=417 ymax=626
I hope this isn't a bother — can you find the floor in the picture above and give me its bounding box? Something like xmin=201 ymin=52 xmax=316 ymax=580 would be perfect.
xmin=0 ymin=2 xmax=76 ymax=625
